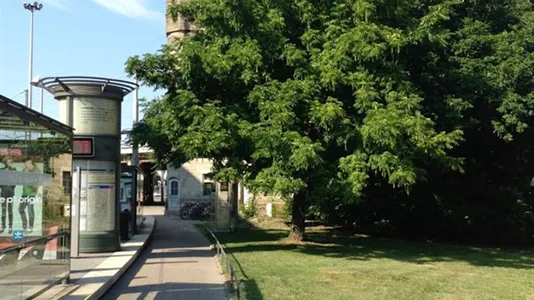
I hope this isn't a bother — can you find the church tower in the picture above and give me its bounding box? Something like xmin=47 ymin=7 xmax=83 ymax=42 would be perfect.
xmin=166 ymin=0 xmax=197 ymax=43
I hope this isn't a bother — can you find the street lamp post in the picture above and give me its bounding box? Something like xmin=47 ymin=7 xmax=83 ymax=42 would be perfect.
xmin=23 ymin=2 xmax=43 ymax=109
xmin=31 ymin=75 xmax=43 ymax=114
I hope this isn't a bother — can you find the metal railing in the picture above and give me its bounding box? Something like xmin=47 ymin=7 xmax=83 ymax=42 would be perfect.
xmin=0 ymin=229 xmax=70 ymax=299
xmin=0 ymin=230 xmax=69 ymax=255
xmin=204 ymin=227 xmax=241 ymax=299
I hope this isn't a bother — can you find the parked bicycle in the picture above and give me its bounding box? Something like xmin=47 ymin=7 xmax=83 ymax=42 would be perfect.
xmin=179 ymin=202 xmax=196 ymax=219
xmin=179 ymin=201 xmax=214 ymax=220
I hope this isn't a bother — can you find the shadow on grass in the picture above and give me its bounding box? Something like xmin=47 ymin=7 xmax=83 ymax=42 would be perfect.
xmin=224 ymin=249 xmax=263 ymax=300
xmin=214 ymin=221 xmax=534 ymax=270
xmin=196 ymin=223 xmax=265 ymax=300
xmin=239 ymin=279 xmax=263 ymax=300
xmin=227 ymin=250 xmax=263 ymax=300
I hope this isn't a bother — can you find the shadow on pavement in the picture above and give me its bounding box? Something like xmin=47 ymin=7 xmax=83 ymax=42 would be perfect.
xmin=106 ymin=282 xmax=226 ymax=300
xmin=101 ymin=214 xmax=226 ymax=300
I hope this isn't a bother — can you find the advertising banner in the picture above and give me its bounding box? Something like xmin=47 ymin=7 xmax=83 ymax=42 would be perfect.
xmin=0 ymin=162 xmax=47 ymax=238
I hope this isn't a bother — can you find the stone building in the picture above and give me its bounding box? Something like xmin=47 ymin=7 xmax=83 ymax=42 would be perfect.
xmin=166 ymin=0 xmax=197 ymax=43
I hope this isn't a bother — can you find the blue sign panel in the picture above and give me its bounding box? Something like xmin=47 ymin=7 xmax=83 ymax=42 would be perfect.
xmin=12 ymin=230 xmax=24 ymax=241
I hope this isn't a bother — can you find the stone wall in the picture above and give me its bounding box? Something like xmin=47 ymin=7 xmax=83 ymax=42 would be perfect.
xmin=166 ymin=158 xmax=232 ymax=230
xmin=166 ymin=158 xmax=216 ymax=203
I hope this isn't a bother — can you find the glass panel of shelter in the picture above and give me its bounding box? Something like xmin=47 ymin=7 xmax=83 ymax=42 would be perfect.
xmin=0 ymin=107 xmax=71 ymax=299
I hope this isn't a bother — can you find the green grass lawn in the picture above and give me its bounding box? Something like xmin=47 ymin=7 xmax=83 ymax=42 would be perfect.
xmin=209 ymin=226 xmax=534 ymax=300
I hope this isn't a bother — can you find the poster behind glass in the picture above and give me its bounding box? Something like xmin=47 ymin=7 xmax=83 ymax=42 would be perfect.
xmin=0 ymin=153 xmax=48 ymax=237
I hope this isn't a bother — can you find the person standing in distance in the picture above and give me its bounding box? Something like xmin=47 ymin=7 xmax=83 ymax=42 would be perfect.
xmin=0 ymin=156 xmax=17 ymax=234
xmin=18 ymin=158 xmax=40 ymax=233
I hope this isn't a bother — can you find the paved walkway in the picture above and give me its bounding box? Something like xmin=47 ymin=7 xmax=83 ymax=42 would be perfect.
xmin=101 ymin=207 xmax=227 ymax=300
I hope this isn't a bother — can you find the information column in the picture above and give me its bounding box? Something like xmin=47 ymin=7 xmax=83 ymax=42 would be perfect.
xmin=40 ymin=76 xmax=137 ymax=253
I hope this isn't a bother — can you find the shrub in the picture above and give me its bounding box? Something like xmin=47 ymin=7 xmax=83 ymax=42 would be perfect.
xmin=271 ymin=202 xmax=290 ymax=221
xmin=240 ymin=200 xmax=258 ymax=218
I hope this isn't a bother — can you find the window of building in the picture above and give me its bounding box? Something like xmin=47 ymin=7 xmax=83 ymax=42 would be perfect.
xmin=202 ymin=173 xmax=215 ymax=196
xmin=203 ymin=182 xmax=215 ymax=196
xmin=171 ymin=180 xmax=179 ymax=196
xmin=62 ymin=171 xmax=72 ymax=194
xmin=219 ymin=182 xmax=228 ymax=192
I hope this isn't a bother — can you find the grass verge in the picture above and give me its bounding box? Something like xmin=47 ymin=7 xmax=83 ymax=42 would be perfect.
xmin=208 ymin=224 xmax=534 ymax=300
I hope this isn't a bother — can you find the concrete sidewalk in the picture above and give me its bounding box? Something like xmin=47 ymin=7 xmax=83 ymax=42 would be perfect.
xmin=35 ymin=216 xmax=156 ymax=300
xmin=100 ymin=214 xmax=227 ymax=300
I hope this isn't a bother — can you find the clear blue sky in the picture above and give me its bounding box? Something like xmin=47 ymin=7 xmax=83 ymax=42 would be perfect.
xmin=0 ymin=0 xmax=168 ymax=131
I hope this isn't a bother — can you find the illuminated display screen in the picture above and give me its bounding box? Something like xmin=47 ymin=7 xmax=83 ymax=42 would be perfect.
xmin=73 ymin=138 xmax=94 ymax=156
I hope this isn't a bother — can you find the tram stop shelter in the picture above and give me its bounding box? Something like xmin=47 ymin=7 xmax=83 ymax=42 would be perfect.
xmin=0 ymin=94 xmax=74 ymax=299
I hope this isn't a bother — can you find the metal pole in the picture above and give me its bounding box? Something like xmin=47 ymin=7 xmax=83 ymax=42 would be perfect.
xmin=133 ymin=78 xmax=139 ymax=123
xmin=39 ymin=87 xmax=44 ymax=137
xmin=24 ymin=89 xmax=29 ymax=140
xmin=68 ymin=96 xmax=73 ymax=127
xmin=39 ymin=86 xmax=43 ymax=113
xmin=28 ymin=10 xmax=34 ymax=109
xmin=24 ymin=89 xmax=29 ymax=109
xmin=71 ymin=165 xmax=81 ymax=258
xmin=131 ymin=78 xmax=139 ymax=166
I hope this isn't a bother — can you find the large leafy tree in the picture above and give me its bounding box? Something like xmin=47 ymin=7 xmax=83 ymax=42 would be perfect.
xmin=304 ymin=0 xmax=534 ymax=244
xmin=412 ymin=0 xmax=534 ymax=244
xmin=127 ymin=0 xmax=475 ymax=241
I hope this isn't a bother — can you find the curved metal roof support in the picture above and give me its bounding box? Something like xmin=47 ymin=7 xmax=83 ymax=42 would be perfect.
xmin=39 ymin=76 xmax=138 ymax=99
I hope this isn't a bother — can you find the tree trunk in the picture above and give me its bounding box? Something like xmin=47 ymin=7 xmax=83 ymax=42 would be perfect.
xmin=231 ymin=182 xmax=239 ymax=232
xmin=288 ymin=189 xmax=307 ymax=242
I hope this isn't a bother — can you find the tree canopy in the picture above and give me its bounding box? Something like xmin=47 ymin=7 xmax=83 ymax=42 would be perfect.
xmin=127 ymin=0 xmax=534 ymax=244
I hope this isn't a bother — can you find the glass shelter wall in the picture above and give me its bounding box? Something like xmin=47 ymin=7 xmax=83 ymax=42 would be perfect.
xmin=119 ymin=166 xmax=144 ymax=236
xmin=0 ymin=104 xmax=72 ymax=299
